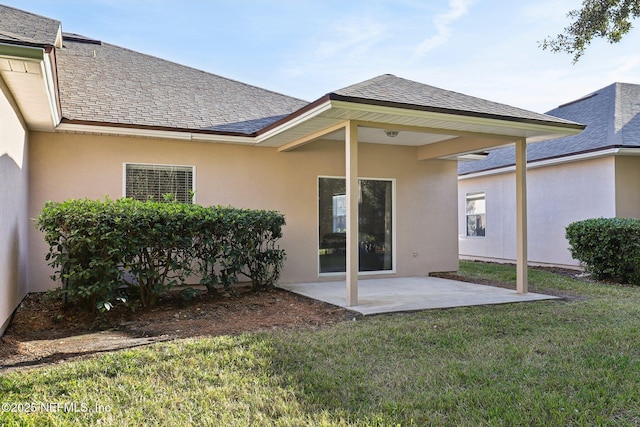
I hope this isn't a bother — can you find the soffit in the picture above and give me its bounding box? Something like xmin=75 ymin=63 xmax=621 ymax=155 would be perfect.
xmin=0 ymin=51 xmax=56 ymax=130
xmin=257 ymin=100 xmax=584 ymax=149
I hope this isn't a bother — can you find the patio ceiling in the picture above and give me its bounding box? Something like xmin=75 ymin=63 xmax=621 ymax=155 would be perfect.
xmin=256 ymin=96 xmax=585 ymax=160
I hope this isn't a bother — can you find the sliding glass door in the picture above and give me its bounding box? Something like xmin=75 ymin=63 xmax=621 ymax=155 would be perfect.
xmin=318 ymin=177 xmax=394 ymax=274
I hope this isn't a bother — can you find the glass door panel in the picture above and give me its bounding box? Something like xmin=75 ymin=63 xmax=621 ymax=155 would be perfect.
xmin=319 ymin=177 xmax=393 ymax=273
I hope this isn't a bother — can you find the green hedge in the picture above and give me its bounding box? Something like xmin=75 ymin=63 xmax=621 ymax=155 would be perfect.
xmin=566 ymin=218 xmax=640 ymax=284
xmin=37 ymin=198 xmax=286 ymax=311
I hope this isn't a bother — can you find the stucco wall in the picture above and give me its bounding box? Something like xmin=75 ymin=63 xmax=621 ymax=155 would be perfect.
xmin=0 ymin=83 xmax=29 ymax=335
xmin=615 ymin=156 xmax=640 ymax=218
xmin=459 ymin=156 xmax=616 ymax=267
xmin=28 ymin=132 xmax=459 ymax=292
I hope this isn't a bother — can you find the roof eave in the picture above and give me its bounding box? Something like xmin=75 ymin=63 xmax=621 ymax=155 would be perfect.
xmin=0 ymin=42 xmax=61 ymax=129
xmin=327 ymin=93 xmax=586 ymax=132
xmin=55 ymin=119 xmax=257 ymax=144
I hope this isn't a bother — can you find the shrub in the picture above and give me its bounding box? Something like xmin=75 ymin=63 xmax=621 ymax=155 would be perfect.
xmin=236 ymin=210 xmax=286 ymax=290
xmin=37 ymin=198 xmax=286 ymax=311
xmin=119 ymin=199 xmax=196 ymax=306
xmin=566 ymin=218 xmax=640 ymax=284
xmin=38 ymin=199 xmax=127 ymax=311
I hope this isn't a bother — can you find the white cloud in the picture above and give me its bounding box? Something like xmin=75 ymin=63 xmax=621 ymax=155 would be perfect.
xmin=413 ymin=0 xmax=475 ymax=58
xmin=315 ymin=21 xmax=386 ymax=59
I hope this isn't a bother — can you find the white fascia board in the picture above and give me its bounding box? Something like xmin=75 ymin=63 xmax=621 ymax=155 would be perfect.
xmin=618 ymin=148 xmax=640 ymax=156
xmin=329 ymin=100 xmax=583 ymax=139
xmin=0 ymin=43 xmax=45 ymax=61
xmin=41 ymin=54 xmax=61 ymax=127
xmin=255 ymin=100 xmax=333 ymax=143
xmin=458 ymin=148 xmax=622 ymax=180
xmin=55 ymin=122 xmax=255 ymax=144
xmin=189 ymin=132 xmax=255 ymax=144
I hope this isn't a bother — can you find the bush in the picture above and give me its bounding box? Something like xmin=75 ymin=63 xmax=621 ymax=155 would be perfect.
xmin=37 ymin=198 xmax=286 ymax=311
xmin=566 ymin=218 xmax=640 ymax=284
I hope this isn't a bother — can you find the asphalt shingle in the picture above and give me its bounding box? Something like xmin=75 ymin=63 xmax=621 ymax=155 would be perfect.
xmin=458 ymin=82 xmax=640 ymax=175
xmin=0 ymin=4 xmax=60 ymax=46
xmin=56 ymin=34 xmax=308 ymax=135
xmin=331 ymin=74 xmax=578 ymax=126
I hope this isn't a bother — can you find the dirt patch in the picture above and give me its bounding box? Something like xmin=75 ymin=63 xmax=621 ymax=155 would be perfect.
xmin=0 ymin=286 xmax=359 ymax=373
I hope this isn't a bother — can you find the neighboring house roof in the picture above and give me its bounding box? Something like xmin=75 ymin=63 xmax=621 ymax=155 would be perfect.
xmin=56 ymin=33 xmax=308 ymax=135
xmin=0 ymin=4 xmax=60 ymax=47
xmin=458 ymin=82 xmax=640 ymax=175
xmin=328 ymin=74 xmax=579 ymax=128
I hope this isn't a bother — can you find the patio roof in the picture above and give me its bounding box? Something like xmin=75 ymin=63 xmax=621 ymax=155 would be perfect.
xmin=258 ymin=75 xmax=585 ymax=159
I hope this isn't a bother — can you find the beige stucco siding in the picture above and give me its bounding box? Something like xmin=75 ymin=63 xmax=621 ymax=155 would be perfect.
xmin=0 ymin=84 xmax=29 ymax=334
xmin=29 ymin=132 xmax=459 ymax=292
xmin=615 ymin=156 xmax=640 ymax=218
xmin=459 ymin=156 xmax=616 ymax=267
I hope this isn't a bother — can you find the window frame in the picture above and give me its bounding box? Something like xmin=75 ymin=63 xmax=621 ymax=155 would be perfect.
xmin=465 ymin=190 xmax=486 ymax=238
xmin=317 ymin=175 xmax=396 ymax=277
xmin=122 ymin=162 xmax=196 ymax=204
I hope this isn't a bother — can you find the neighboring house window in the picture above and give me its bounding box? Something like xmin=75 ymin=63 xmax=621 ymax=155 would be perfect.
xmin=318 ymin=177 xmax=394 ymax=274
xmin=466 ymin=191 xmax=486 ymax=237
xmin=125 ymin=163 xmax=194 ymax=203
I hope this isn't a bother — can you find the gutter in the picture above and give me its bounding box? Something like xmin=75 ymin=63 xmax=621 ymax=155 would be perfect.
xmin=56 ymin=120 xmax=257 ymax=144
xmin=458 ymin=147 xmax=640 ymax=180
xmin=326 ymin=93 xmax=586 ymax=131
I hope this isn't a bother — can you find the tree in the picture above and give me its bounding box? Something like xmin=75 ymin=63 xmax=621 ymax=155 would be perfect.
xmin=541 ymin=0 xmax=640 ymax=62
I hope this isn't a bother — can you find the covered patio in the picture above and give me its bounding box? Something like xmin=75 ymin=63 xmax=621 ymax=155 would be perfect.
xmin=261 ymin=75 xmax=584 ymax=307
xmin=279 ymin=276 xmax=558 ymax=315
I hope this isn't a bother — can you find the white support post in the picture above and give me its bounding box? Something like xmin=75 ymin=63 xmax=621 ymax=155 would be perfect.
xmin=515 ymin=138 xmax=528 ymax=294
xmin=346 ymin=121 xmax=359 ymax=306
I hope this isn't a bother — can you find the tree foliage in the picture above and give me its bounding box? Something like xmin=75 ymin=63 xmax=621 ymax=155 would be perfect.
xmin=541 ymin=0 xmax=640 ymax=62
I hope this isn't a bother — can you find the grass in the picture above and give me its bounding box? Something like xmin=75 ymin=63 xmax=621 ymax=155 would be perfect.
xmin=2 ymin=261 xmax=640 ymax=426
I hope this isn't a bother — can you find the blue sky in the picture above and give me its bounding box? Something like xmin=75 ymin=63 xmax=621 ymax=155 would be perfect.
xmin=6 ymin=0 xmax=640 ymax=112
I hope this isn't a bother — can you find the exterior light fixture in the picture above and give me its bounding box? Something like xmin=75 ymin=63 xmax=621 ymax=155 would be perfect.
xmin=384 ymin=130 xmax=399 ymax=138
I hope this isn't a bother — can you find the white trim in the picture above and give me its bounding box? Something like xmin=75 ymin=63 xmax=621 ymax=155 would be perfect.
xmin=56 ymin=122 xmax=256 ymax=144
xmin=329 ymin=100 xmax=583 ymax=139
xmin=317 ymin=175 xmax=397 ymax=277
xmin=52 ymin=97 xmax=587 ymax=147
xmin=458 ymin=147 xmax=632 ymax=180
xmin=41 ymin=53 xmax=61 ymax=127
xmin=256 ymin=100 xmax=333 ymax=143
xmin=122 ymin=162 xmax=196 ymax=203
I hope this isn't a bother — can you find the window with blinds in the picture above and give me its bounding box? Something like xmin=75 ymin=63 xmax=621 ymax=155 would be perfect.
xmin=125 ymin=163 xmax=194 ymax=204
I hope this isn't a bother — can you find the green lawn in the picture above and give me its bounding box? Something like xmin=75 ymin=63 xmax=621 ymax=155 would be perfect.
xmin=2 ymin=261 xmax=640 ymax=426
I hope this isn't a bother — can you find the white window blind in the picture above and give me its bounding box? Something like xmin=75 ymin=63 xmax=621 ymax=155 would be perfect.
xmin=125 ymin=164 xmax=194 ymax=204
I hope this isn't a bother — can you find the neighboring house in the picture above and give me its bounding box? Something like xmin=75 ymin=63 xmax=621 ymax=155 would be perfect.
xmin=459 ymin=82 xmax=640 ymax=268
xmin=0 ymin=4 xmax=583 ymax=335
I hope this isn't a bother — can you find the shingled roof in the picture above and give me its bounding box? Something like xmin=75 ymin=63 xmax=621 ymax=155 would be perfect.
xmin=329 ymin=74 xmax=580 ymax=128
xmin=458 ymin=82 xmax=640 ymax=175
xmin=0 ymin=4 xmax=60 ymax=47
xmin=0 ymin=4 xmax=584 ymax=141
xmin=56 ymin=34 xmax=308 ymax=135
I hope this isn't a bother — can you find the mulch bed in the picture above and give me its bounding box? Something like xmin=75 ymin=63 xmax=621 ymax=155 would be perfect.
xmin=0 ymin=286 xmax=359 ymax=373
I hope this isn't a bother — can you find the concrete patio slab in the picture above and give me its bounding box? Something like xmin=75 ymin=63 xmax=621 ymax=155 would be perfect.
xmin=279 ymin=276 xmax=559 ymax=315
